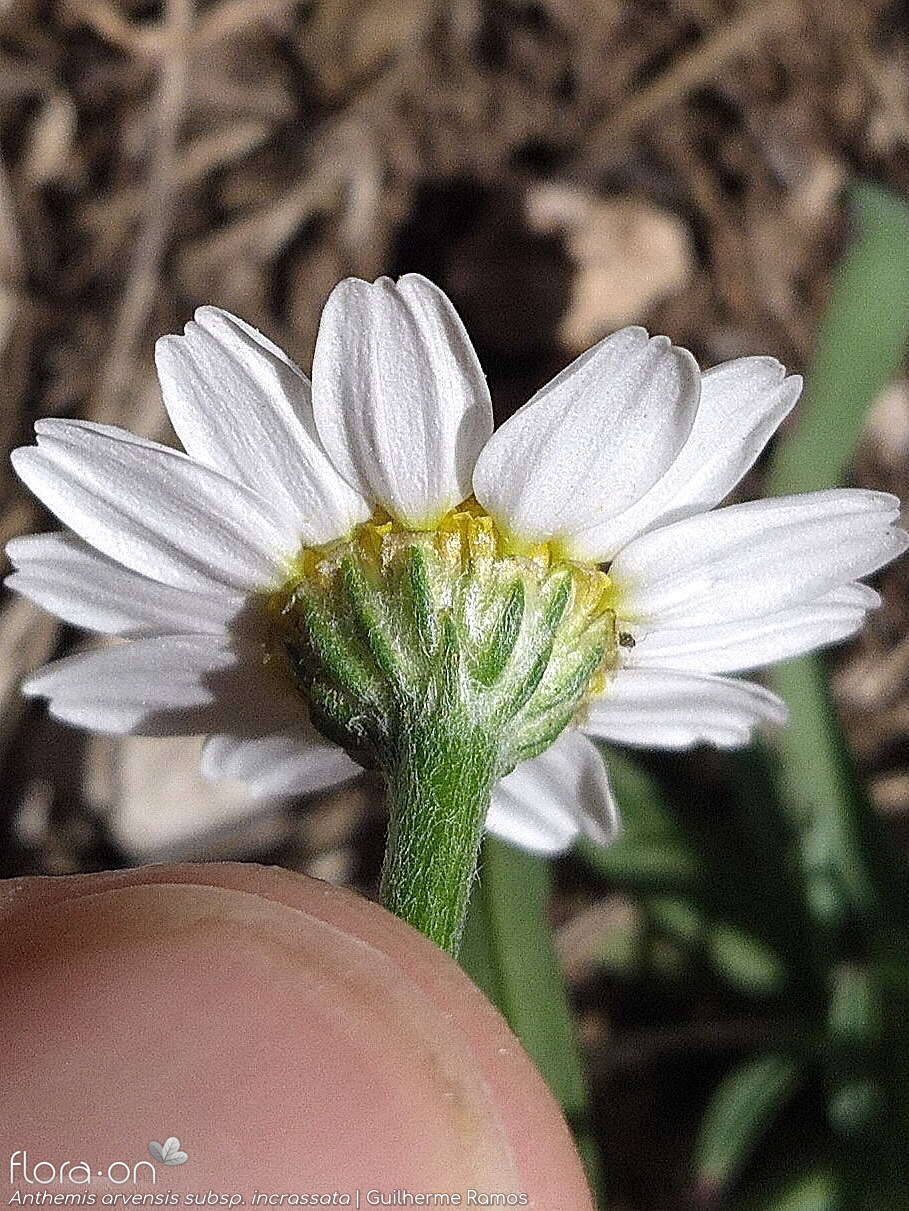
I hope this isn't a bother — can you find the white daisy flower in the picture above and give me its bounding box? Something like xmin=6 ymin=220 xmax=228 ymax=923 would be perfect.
xmin=7 ymin=276 xmax=908 ymax=861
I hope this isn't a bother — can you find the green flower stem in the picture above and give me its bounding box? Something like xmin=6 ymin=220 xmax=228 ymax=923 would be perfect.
xmin=380 ymin=710 xmax=498 ymax=955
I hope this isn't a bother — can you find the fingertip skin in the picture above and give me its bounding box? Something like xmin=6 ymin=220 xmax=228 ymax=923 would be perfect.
xmin=0 ymin=863 xmax=593 ymax=1211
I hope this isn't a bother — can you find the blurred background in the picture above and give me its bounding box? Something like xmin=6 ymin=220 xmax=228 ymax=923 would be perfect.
xmin=2 ymin=1 xmax=909 ymax=1208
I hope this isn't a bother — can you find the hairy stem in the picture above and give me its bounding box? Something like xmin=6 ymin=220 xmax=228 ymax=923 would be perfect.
xmin=379 ymin=712 xmax=498 ymax=955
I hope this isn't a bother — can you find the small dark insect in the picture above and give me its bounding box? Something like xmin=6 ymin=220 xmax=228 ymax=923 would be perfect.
xmin=618 ymin=631 xmax=636 ymax=648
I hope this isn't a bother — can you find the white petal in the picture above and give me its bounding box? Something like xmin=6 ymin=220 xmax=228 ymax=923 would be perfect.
xmin=201 ymin=728 xmax=358 ymax=799
xmin=12 ymin=420 xmax=294 ymax=593
xmin=486 ymin=730 xmax=619 ymax=855
xmin=825 ymin=581 xmax=882 ymax=609
xmin=629 ymin=584 xmax=876 ymax=674
xmin=572 ymin=357 xmax=802 ymax=559
xmin=311 ymin=274 xmax=493 ymax=527
xmin=473 ymin=326 xmax=700 ymax=548
xmin=6 ymin=532 xmax=242 ymax=637
xmin=22 ymin=635 xmax=287 ymax=736
xmin=156 ymin=308 xmax=369 ymax=545
xmin=581 ymin=668 xmax=788 ymax=749
xmin=613 ymin=489 xmax=907 ymax=626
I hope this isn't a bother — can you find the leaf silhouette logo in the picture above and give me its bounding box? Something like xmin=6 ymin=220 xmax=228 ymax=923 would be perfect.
xmin=148 ymin=1137 xmax=188 ymax=1165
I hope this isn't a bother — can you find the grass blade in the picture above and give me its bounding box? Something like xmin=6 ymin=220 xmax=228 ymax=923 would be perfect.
xmin=768 ymin=182 xmax=909 ymax=496
xmin=461 ymin=837 xmax=588 ymax=1109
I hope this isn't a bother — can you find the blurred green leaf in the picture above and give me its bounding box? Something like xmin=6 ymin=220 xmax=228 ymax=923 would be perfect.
xmin=825 ymin=963 xmax=884 ymax=1143
xmin=828 ymin=963 xmax=881 ymax=1046
xmin=581 ymin=748 xmax=704 ymax=892
xmin=743 ymin=1166 xmax=838 ymax=1211
xmin=694 ymin=1052 xmax=801 ymax=1199
xmin=707 ymin=922 xmax=787 ymax=998
xmin=584 ymin=746 xmax=819 ymax=1002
